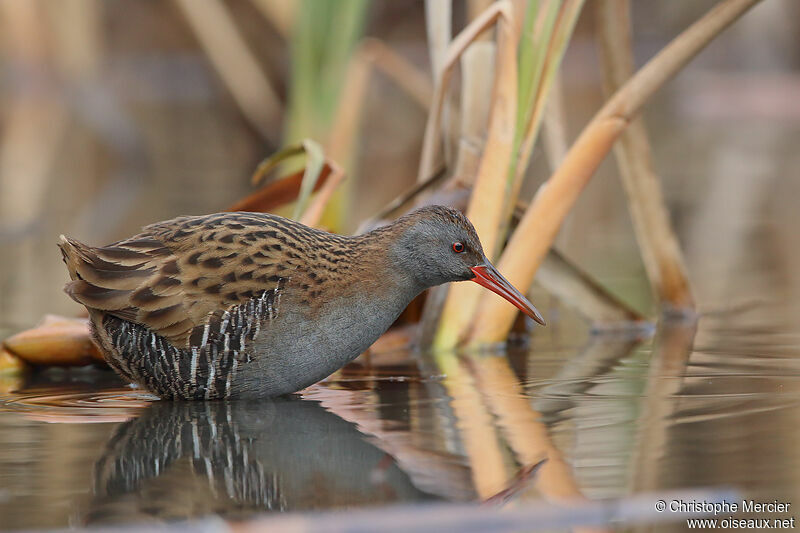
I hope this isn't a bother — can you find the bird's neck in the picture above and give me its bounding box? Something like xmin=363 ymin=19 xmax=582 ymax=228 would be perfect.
xmin=348 ymin=230 xmax=425 ymax=301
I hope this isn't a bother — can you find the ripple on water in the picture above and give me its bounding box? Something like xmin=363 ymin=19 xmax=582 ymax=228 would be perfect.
xmin=1 ymin=387 xmax=157 ymax=423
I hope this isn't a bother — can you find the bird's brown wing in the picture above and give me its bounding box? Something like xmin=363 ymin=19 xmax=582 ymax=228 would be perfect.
xmin=59 ymin=213 xmax=297 ymax=347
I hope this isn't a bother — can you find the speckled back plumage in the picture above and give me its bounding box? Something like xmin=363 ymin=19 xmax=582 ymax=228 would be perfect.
xmin=61 ymin=212 xmax=363 ymax=344
xmin=58 ymin=206 xmax=486 ymax=400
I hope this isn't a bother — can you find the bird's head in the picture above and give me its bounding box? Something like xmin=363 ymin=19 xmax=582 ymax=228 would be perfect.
xmin=387 ymin=205 xmax=546 ymax=326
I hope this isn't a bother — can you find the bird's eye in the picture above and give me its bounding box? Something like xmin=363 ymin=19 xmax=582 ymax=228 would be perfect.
xmin=452 ymin=242 xmax=465 ymax=253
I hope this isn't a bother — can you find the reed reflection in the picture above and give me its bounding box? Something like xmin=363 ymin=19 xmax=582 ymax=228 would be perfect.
xmin=424 ymin=346 xmax=615 ymax=533
xmin=630 ymin=322 xmax=697 ymax=493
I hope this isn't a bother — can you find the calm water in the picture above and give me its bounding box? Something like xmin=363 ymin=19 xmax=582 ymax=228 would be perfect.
xmin=1 ymin=303 xmax=799 ymax=531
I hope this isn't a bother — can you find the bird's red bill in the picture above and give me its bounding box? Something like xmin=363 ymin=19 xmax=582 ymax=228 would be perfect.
xmin=470 ymin=263 xmax=546 ymax=326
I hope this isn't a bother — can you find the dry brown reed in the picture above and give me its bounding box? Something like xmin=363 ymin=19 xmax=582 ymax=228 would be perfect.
xmin=469 ymin=0 xmax=764 ymax=345
xmin=596 ymin=0 xmax=695 ymax=312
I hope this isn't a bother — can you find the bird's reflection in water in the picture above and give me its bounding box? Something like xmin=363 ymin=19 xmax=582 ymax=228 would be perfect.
xmin=84 ymin=397 xmax=434 ymax=525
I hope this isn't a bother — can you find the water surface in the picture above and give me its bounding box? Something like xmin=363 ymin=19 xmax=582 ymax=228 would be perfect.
xmin=2 ymin=304 xmax=799 ymax=530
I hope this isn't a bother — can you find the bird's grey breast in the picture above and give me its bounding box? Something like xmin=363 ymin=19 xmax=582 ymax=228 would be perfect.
xmin=235 ymin=281 xmax=416 ymax=398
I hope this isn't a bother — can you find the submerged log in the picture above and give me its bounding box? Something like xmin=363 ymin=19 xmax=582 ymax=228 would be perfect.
xmin=3 ymin=314 xmax=104 ymax=367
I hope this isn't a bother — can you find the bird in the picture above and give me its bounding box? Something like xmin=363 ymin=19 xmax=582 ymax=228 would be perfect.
xmin=58 ymin=205 xmax=545 ymax=400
